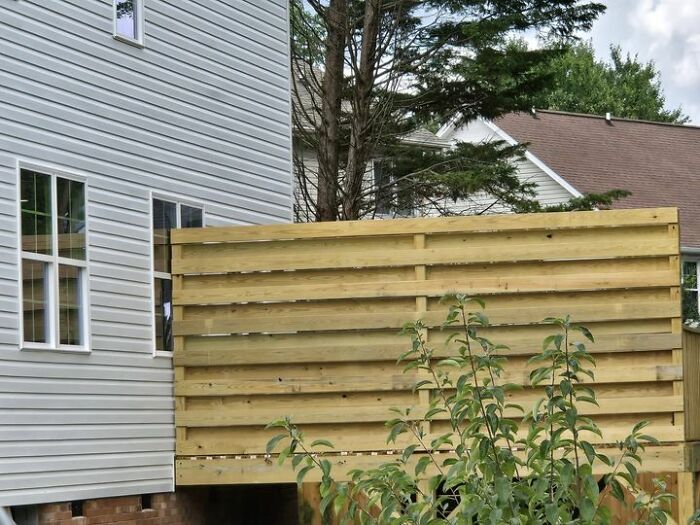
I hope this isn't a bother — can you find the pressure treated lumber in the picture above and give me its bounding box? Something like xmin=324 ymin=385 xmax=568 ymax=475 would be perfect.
xmin=172 ymin=208 xmax=688 ymax=485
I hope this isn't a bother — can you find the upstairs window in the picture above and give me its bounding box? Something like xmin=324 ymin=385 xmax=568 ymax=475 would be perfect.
xmin=20 ymin=169 xmax=88 ymax=350
xmin=152 ymin=198 xmax=203 ymax=354
xmin=114 ymin=0 xmax=144 ymax=45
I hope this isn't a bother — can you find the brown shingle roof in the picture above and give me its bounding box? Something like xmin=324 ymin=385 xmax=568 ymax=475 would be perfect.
xmin=496 ymin=110 xmax=700 ymax=249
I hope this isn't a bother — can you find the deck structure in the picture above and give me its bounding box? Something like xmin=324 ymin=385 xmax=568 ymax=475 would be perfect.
xmin=171 ymin=208 xmax=699 ymax=521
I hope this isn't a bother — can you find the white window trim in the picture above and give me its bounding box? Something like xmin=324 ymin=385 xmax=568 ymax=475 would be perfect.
xmin=683 ymin=256 xmax=700 ymax=322
xmin=16 ymin=160 xmax=91 ymax=354
xmin=113 ymin=0 xmax=145 ymax=48
xmin=149 ymin=191 xmax=205 ymax=358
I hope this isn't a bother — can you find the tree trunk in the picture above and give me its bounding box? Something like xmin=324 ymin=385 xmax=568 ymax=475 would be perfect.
xmin=342 ymin=0 xmax=381 ymax=220
xmin=315 ymin=0 xmax=348 ymax=222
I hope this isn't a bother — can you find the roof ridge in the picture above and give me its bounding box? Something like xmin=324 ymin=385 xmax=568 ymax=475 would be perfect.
xmin=528 ymin=109 xmax=700 ymax=131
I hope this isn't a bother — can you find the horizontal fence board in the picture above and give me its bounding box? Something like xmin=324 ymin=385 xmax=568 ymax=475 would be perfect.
xmin=176 ymin=395 xmax=684 ymax=427
xmin=176 ymin=364 xmax=682 ymax=396
xmin=174 ymin=270 xmax=678 ymax=305
xmin=174 ymin=332 xmax=681 ymax=366
xmin=175 ymin=444 xmax=689 ymax=485
xmin=173 ymin=208 xmax=685 ymax=483
xmin=175 ymin=301 xmax=679 ymax=336
xmin=171 ymin=207 xmax=678 ymax=244
xmin=173 ymin=238 xmax=678 ymax=274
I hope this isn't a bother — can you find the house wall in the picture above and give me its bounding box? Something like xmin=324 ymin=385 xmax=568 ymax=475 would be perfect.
xmin=440 ymin=118 xmax=575 ymax=211
xmin=0 ymin=0 xmax=291 ymax=506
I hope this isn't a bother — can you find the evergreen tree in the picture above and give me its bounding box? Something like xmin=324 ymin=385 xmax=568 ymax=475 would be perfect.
xmin=291 ymin=0 xmax=607 ymax=221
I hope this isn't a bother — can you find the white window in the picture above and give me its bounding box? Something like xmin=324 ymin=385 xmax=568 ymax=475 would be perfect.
xmin=152 ymin=197 xmax=203 ymax=354
xmin=19 ymin=168 xmax=88 ymax=351
xmin=114 ymin=0 xmax=144 ymax=46
xmin=683 ymin=258 xmax=700 ymax=324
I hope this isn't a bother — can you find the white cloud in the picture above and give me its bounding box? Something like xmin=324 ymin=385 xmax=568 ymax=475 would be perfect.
xmin=589 ymin=0 xmax=700 ymax=122
xmin=673 ymin=34 xmax=700 ymax=88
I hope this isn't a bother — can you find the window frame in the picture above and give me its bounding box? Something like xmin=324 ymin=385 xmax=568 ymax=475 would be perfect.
xmin=682 ymin=256 xmax=700 ymax=323
xmin=150 ymin=192 xmax=204 ymax=358
xmin=16 ymin=161 xmax=91 ymax=354
xmin=113 ymin=0 xmax=145 ymax=48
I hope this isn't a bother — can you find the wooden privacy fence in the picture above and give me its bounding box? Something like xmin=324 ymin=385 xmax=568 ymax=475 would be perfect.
xmin=172 ymin=207 xmax=697 ymax=493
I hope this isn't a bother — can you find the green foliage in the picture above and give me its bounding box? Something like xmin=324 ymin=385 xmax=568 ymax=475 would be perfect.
xmin=534 ymin=42 xmax=688 ymax=124
xmin=515 ymin=190 xmax=632 ymax=213
xmin=268 ymin=295 xmax=682 ymax=524
xmin=291 ymin=1 xmax=608 ymax=220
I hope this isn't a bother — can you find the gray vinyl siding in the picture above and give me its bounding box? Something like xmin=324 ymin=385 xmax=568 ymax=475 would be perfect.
xmin=0 ymin=0 xmax=291 ymax=507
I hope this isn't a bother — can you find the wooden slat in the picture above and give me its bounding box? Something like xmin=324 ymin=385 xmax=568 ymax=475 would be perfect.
xmin=683 ymin=328 xmax=700 ymax=441
xmin=171 ymin=207 xmax=678 ymax=244
xmin=174 ymin=270 xmax=678 ymax=305
xmin=174 ymin=332 xmax=680 ymax=366
xmin=176 ymin=395 xmax=684 ymax=427
xmin=176 ymin=365 xmax=682 ymax=396
xmin=174 ymin=301 xmax=679 ymax=336
xmin=175 ymin=443 xmax=689 ymax=485
xmin=173 ymin=238 xmax=678 ymax=274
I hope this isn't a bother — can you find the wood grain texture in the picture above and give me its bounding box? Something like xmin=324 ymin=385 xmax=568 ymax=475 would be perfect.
xmin=172 ymin=208 xmax=688 ymax=484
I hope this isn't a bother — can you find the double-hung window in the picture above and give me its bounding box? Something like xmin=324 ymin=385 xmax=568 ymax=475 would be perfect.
xmin=152 ymin=198 xmax=203 ymax=354
xmin=683 ymin=259 xmax=700 ymax=324
xmin=114 ymin=0 xmax=144 ymax=45
xmin=20 ymin=169 xmax=87 ymax=350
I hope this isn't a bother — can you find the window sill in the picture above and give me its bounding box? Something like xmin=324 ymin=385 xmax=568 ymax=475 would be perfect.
xmin=113 ymin=34 xmax=145 ymax=49
xmin=154 ymin=351 xmax=173 ymax=359
xmin=21 ymin=345 xmax=91 ymax=355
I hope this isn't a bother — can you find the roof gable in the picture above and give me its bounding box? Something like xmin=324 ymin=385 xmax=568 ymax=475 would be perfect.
xmin=496 ymin=110 xmax=700 ymax=249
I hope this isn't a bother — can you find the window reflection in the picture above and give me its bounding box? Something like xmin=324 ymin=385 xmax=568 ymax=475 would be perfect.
xmin=115 ymin=0 xmax=136 ymax=39
xmin=153 ymin=199 xmax=177 ymax=274
xmin=21 ymin=170 xmax=52 ymax=255
xmin=57 ymin=178 xmax=86 ymax=260
xmin=181 ymin=205 xmax=203 ymax=229
xmin=22 ymin=260 xmax=49 ymax=344
xmin=154 ymin=277 xmax=173 ymax=352
xmin=59 ymin=265 xmax=82 ymax=346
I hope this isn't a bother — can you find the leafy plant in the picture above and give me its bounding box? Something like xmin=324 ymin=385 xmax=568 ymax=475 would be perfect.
xmin=268 ymin=295 xmax=677 ymax=524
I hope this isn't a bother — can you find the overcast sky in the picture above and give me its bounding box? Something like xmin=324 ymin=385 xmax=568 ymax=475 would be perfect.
xmin=588 ymin=0 xmax=700 ymax=123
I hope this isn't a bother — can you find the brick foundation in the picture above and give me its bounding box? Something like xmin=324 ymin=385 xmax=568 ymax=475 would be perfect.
xmin=34 ymin=490 xmax=207 ymax=525
xmin=12 ymin=484 xmax=298 ymax=525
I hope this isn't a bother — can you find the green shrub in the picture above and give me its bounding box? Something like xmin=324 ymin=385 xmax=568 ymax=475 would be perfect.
xmin=268 ymin=295 xmax=679 ymax=524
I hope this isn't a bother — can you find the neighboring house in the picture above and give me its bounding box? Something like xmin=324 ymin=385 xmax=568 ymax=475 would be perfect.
xmin=0 ymin=0 xmax=291 ymax=517
xmin=439 ymin=109 xmax=700 ymax=321
xmin=291 ymin=71 xmax=448 ymax=220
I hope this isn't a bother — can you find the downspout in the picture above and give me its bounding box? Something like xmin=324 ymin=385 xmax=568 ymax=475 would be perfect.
xmin=0 ymin=507 xmax=16 ymax=525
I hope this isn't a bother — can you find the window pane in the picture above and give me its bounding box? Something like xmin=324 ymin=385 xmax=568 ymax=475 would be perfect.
xmin=683 ymin=289 xmax=700 ymax=322
xmin=181 ymin=205 xmax=203 ymax=229
xmin=22 ymin=259 xmax=49 ymax=344
xmin=20 ymin=170 xmax=52 ymax=255
xmin=683 ymin=261 xmax=698 ymax=289
xmin=58 ymin=265 xmax=82 ymax=346
xmin=115 ymin=0 xmax=137 ymax=39
xmin=154 ymin=278 xmax=173 ymax=352
xmin=57 ymin=178 xmax=86 ymax=260
xmin=153 ymin=199 xmax=176 ymax=274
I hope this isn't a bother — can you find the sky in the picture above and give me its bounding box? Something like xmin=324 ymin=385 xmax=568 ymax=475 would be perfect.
xmin=588 ymin=0 xmax=700 ymax=123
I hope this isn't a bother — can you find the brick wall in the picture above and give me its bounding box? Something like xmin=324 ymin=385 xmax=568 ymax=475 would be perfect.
xmin=35 ymin=490 xmax=207 ymax=525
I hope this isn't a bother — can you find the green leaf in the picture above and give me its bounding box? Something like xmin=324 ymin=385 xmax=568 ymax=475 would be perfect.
xmin=609 ymin=477 xmax=626 ymax=502
xmin=310 ymin=439 xmax=335 ymax=449
xmin=580 ymin=497 xmax=595 ymax=521
xmin=296 ymin=465 xmax=314 ymax=486
xmin=266 ymin=433 xmax=287 ymax=454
